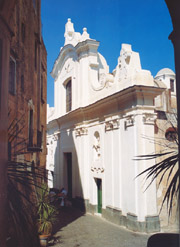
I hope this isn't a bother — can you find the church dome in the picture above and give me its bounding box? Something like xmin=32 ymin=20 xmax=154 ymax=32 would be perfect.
xmin=155 ymin=68 xmax=175 ymax=78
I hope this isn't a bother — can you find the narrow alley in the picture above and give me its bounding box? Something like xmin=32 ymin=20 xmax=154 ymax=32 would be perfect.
xmin=49 ymin=207 xmax=150 ymax=247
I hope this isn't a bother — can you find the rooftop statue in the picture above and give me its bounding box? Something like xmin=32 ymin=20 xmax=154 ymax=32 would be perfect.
xmin=64 ymin=18 xmax=90 ymax=46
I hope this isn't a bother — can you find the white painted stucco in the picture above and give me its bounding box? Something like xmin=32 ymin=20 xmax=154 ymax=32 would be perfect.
xmin=47 ymin=19 xmax=177 ymax=231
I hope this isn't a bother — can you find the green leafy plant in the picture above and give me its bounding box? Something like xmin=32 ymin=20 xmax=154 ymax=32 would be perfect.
xmin=37 ymin=184 xmax=58 ymax=235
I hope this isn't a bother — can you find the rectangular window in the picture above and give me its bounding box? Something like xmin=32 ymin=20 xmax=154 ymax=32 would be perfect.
xmin=8 ymin=142 xmax=11 ymax=161
xmin=37 ymin=129 xmax=42 ymax=148
xmin=41 ymin=74 xmax=45 ymax=103
xmin=35 ymin=41 xmax=37 ymax=70
xmin=9 ymin=57 xmax=16 ymax=95
xmin=21 ymin=75 xmax=24 ymax=92
xmin=21 ymin=23 xmax=26 ymax=43
xmin=170 ymin=79 xmax=174 ymax=92
xmin=66 ymin=80 xmax=72 ymax=112
xmin=28 ymin=109 xmax=33 ymax=147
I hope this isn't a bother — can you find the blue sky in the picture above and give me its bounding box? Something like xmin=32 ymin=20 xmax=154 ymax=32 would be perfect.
xmin=41 ymin=0 xmax=174 ymax=107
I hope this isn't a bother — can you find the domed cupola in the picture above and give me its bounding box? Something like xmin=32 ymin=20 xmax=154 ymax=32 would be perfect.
xmin=154 ymin=68 xmax=176 ymax=94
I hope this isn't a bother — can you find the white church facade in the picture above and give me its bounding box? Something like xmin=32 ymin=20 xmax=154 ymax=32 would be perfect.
xmin=47 ymin=19 xmax=177 ymax=233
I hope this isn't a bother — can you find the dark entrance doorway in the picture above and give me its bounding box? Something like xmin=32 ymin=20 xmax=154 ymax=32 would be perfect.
xmin=65 ymin=153 xmax=72 ymax=199
xmin=96 ymin=178 xmax=102 ymax=213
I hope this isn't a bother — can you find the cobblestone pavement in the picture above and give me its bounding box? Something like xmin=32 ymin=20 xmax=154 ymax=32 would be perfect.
xmin=48 ymin=207 xmax=150 ymax=247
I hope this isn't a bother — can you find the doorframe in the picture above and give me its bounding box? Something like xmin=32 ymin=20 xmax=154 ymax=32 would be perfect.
xmin=64 ymin=152 xmax=72 ymax=200
xmin=95 ymin=178 xmax=102 ymax=214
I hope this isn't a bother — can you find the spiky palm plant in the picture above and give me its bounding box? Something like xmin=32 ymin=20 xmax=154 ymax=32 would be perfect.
xmin=7 ymin=162 xmax=46 ymax=246
xmin=6 ymin=114 xmax=49 ymax=247
xmin=36 ymin=183 xmax=58 ymax=235
xmin=136 ymin=119 xmax=179 ymax=217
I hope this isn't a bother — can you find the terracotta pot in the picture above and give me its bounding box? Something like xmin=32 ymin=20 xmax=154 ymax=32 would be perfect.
xmin=39 ymin=234 xmax=50 ymax=247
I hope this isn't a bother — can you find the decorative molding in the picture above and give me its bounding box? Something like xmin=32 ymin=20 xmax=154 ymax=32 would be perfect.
xmin=65 ymin=63 xmax=71 ymax=73
xmin=75 ymin=127 xmax=88 ymax=137
xmin=143 ymin=113 xmax=157 ymax=125
xmin=99 ymin=73 xmax=106 ymax=87
xmin=93 ymin=131 xmax=101 ymax=159
xmin=91 ymin=72 xmax=114 ymax=91
xmin=89 ymin=62 xmax=99 ymax=68
xmin=117 ymin=45 xmax=132 ymax=82
xmin=124 ymin=115 xmax=134 ymax=129
xmin=105 ymin=119 xmax=119 ymax=131
xmin=53 ymin=132 xmax=60 ymax=141
xmin=65 ymin=62 xmax=74 ymax=74
xmin=60 ymin=61 xmax=74 ymax=81
xmin=91 ymin=159 xmax=104 ymax=174
xmin=46 ymin=137 xmax=50 ymax=145
xmin=28 ymin=99 xmax=34 ymax=110
xmin=91 ymin=167 xmax=104 ymax=173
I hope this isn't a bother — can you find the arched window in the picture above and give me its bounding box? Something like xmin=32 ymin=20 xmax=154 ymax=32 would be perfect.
xmin=66 ymin=80 xmax=72 ymax=112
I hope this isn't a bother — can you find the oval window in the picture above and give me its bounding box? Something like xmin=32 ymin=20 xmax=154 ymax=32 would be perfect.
xmin=165 ymin=127 xmax=177 ymax=142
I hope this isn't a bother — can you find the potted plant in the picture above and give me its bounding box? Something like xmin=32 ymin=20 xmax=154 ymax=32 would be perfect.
xmin=37 ymin=184 xmax=58 ymax=247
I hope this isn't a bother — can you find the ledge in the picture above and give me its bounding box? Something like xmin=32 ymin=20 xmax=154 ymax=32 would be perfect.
xmin=27 ymin=146 xmax=42 ymax=152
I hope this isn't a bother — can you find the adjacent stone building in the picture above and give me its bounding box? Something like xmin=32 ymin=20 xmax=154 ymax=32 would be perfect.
xmin=154 ymin=69 xmax=178 ymax=231
xmin=8 ymin=0 xmax=47 ymax=168
xmin=0 ymin=1 xmax=18 ymax=244
xmin=47 ymin=19 xmax=178 ymax=233
xmin=0 ymin=0 xmax=47 ymax=244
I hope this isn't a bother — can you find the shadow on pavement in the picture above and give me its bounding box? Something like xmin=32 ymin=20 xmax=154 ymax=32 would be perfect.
xmin=52 ymin=206 xmax=84 ymax=232
xmin=48 ymin=206 xmax=84 ymax=246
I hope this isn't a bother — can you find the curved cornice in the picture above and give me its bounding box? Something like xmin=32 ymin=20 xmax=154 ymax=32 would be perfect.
xmin=51 ymin=39 xmax=100 ymax=79
xmin=51 ymin=44 xmax=75 ymax=79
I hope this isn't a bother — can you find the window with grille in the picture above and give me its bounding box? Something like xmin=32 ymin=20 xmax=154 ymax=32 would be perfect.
xmin=9 ymin=57 xmax=16 ymax=95
xmin=66 ymin=80 xmax=72 ymax=112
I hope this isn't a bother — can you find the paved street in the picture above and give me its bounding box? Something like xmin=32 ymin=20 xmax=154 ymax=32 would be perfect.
xmin=49 ymin=207 xmax=150 ymax=247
